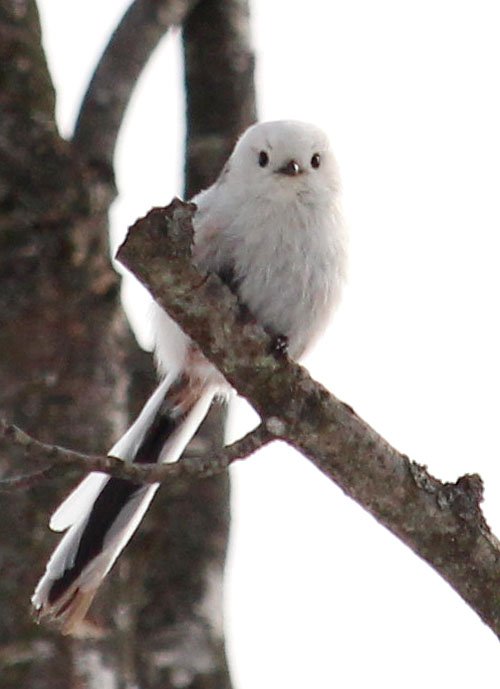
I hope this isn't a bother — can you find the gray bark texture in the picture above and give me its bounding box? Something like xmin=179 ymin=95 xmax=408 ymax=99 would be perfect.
xmin=0 ymin=0 xmax=256 ymax=686
xmin=115 ymin=202 xmax=500 ymax=640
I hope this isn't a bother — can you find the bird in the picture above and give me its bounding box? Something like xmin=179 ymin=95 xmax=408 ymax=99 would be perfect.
xmin=31 ymin=120 xmax=347 ymax=634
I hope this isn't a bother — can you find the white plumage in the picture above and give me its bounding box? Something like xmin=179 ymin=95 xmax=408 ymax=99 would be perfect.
xmin=32 ymin=120 xmax=347 ymax=634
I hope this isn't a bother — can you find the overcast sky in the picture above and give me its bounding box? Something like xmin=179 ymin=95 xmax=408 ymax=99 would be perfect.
xmin=38 ymin=1 xmax=500 ymax=686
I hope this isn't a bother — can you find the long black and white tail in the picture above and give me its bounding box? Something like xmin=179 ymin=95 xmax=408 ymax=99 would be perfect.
xmin=32 ymin=370 xmax=216 ymax=635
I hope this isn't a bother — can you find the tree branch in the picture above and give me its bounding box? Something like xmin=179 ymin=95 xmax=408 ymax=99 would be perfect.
xmin=0 ymin=417 xmax=271 ymax=489
xmin=114 ymin=198 xmax=500 ymax=639
xmin=73 ymin=0 xmax=199 ymax=169
xmin=182 ymin=0 xmax=257 ymax=196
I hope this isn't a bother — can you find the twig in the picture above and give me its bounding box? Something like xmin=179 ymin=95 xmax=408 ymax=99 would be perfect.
xmin=0 ymin=466 xmax=54 ymax=492
xmin=0 ymin=418 xmax=272 ymax=489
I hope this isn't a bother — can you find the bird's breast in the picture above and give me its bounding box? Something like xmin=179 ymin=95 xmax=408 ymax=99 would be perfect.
xmin=232 ymin=204 xmax=343 ymax=358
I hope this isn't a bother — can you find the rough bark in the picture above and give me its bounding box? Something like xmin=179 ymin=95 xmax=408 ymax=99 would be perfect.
xmin=0 ymin=0 xmax=129 ymax=685
xmin=0 ymin=0 xmax=256 ymax=686
xmin=112 ymin=201 xmax=499 ymax=640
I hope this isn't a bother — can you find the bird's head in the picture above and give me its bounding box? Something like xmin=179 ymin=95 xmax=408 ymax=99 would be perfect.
xmin=225 ymin=120 xmax=340 ymax=204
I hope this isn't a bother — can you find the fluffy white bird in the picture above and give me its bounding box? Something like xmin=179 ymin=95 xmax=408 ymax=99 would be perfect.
xmin=32 ymin=120 xmax=347 ymax=634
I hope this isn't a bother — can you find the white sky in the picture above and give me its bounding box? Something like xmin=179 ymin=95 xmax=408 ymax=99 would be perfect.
xmin=38 ymin=1 xmax=500 ymax=686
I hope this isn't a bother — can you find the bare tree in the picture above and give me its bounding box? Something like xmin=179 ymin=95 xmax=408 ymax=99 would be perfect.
xmin=0 ymin=0 xmax=255 ymax=687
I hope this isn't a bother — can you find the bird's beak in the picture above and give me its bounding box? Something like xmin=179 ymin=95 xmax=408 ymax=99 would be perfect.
xmin=277 ymin=160 xmax=302 ymax=176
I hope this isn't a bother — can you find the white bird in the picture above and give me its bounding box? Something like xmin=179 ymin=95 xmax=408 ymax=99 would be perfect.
xmin=32 ymin=120 xmax=347 ymax=634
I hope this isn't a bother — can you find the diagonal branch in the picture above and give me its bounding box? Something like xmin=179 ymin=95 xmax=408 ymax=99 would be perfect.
xmin=115 ymin=198 xmax=500 ymax=639
xmin=0 ymin=417 xmax=271 ymax=489
xmin=72 ymin=0 xmax=199 ymax=169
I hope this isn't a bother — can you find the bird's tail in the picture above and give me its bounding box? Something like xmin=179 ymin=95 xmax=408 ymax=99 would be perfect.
xmin=32 ymin=369 xmax=217 ymax=635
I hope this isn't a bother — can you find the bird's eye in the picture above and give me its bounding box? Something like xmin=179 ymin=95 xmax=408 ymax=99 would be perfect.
xmin=311 ymin=153 xmax=321 ymax=169
xmin=258 ymin=151 xmax=269 ymax=168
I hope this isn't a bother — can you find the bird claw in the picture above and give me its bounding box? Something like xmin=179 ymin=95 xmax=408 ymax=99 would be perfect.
xmin=271 ymin=334 xmax=289 ymax=359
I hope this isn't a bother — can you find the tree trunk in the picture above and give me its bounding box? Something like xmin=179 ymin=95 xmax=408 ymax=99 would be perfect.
xmin=0 ymin=0 xmax=256 ymax=686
